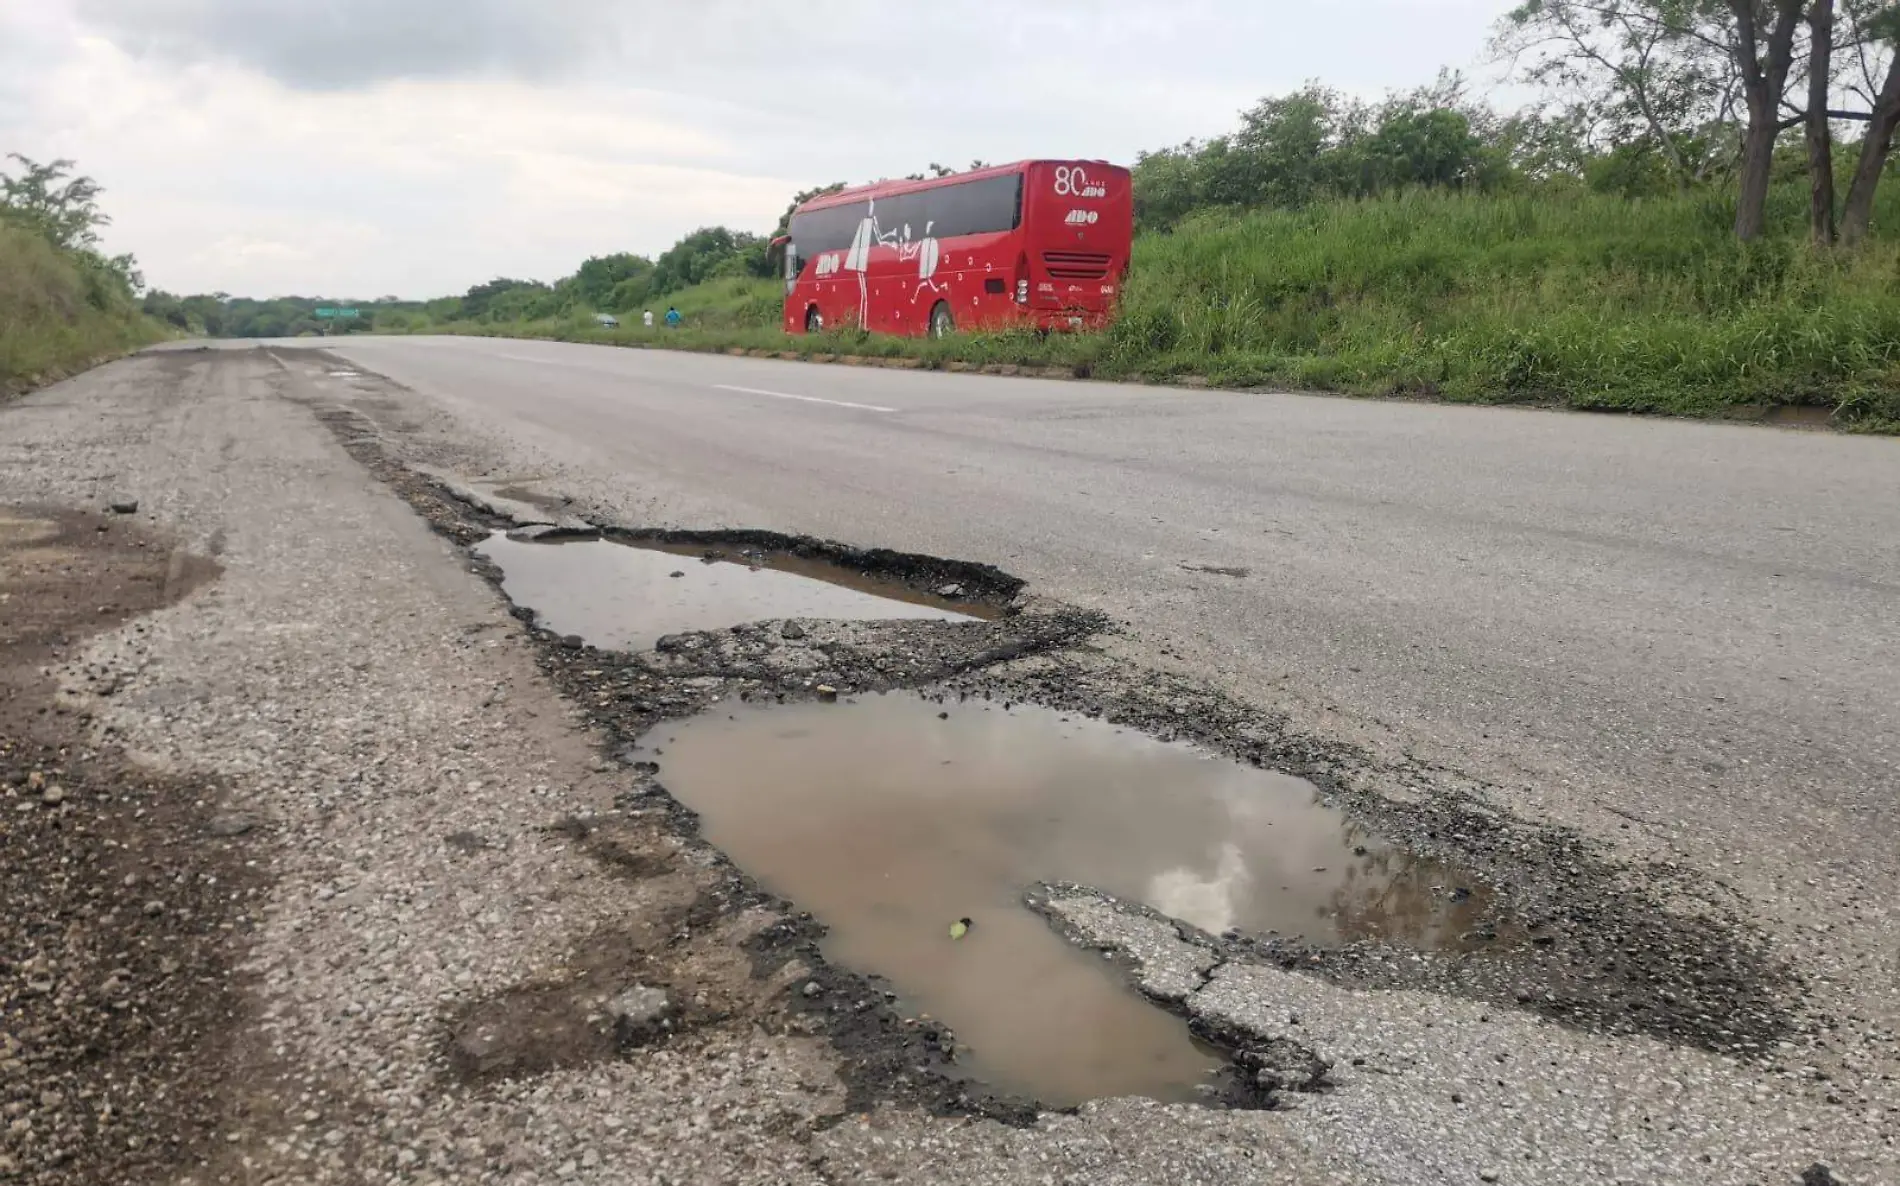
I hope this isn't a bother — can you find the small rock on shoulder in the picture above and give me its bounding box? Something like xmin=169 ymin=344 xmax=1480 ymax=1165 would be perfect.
xmin=207 ymin=813 xmax=257 ymax=837
xmin=608 ymin=985 xmax=675 ymax=1046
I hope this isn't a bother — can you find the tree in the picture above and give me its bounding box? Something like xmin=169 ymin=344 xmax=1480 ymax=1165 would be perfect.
xmin=181 ymin=293 xmax=228 ymax=335
xmin=1501 ymin=0 xmax=1815 ymax=239
xmin=568 ymin=252 xmax=653 ymax=309
xmin=1498 ymin=0 xmax=1742 ymax=190
xmin=1347 ymin=95 xmax=1505 ymax=194
xmin=143 ymin=290 xmax=189 ymax=329
xmin=460 ymin=277 xmax=547 ymax=321
xmin=1728 ymin=0 xmax=1808 ymax=239
xmin=0 ymin=154 xmax=109 ymax=250
xmin=1130 ymin=142 xmax=1207 ymax=228
xmin=1129 ymin=79 xmax=1505 ymax=226
xmin=1805 ymin=0 xmax=1838 ymax=244
xmin=1 ymin=154 xmax=143 ymax=295
xmin=1839 ymin=0 xmax=1900 ymax=244
xmin=1232 ymin=86 xmax=1344 ymax=207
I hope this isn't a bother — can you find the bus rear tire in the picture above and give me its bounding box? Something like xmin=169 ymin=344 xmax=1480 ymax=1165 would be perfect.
xmin=928 ymin=302 xmax=955 ymax=339
xmin=805 ymin=306 xmax=823 ymax=333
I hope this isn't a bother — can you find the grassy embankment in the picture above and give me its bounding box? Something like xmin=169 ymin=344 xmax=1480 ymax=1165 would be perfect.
xmin=0 ymin=219 xmax=165 ymax=395
xmin=415 ymin=186 xmax=1900 ymax=429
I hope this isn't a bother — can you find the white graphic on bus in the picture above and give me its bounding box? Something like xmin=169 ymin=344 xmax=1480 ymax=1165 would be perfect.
xmin=843 ymin=198 xmax=945 ymax=328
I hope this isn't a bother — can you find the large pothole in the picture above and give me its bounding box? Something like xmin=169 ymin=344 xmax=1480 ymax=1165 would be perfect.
xmin=648 ymin=691 xmax=1495 ymax=1106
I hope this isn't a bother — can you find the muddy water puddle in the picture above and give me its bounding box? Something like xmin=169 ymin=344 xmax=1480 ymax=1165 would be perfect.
xmin=656 ymin=693 xmax=1490 ymax=1106
xmin=476 ymin=534 xmax=986 ymax=651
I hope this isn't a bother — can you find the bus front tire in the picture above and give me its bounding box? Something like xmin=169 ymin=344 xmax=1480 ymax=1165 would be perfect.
xmin=805 ymin=306 xmax=823 ymax=333
xmin=928 ymin=302 xmax=954 ymax=339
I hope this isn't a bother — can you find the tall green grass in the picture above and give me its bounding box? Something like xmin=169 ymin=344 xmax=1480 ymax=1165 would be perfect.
xmin=1110 ymin=186 xmax=1900 ymax=422
xmin=0 ymin=219 xmax=164 ymax=394
xmin=405 ymin=183 xmax=1900 ymax=428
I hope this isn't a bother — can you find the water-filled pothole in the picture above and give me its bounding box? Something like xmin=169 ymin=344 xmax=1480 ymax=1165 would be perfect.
xmin=654 ymin=692 xmax=1493 ymax=1106
xmin=475 ymin=534 xmax=988 ymax=651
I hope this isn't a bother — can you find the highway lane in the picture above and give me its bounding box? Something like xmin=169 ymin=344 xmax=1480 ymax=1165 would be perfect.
xmin=316 ymin=334 xmax=1898 ymax=1002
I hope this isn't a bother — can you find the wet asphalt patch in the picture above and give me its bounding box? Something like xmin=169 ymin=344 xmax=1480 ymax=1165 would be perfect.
xmin=297 ymin=371 xmax=1806 ymax=1124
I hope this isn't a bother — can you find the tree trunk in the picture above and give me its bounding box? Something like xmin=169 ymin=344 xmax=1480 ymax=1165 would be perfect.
xmin=1842 ymin=51 xmax=1900 ymax=246
xmin=1806 ymin=0 xmax=1837 ymax=246
xmin=1729 ymin=0 xmax=1806 ymax=241
xmin=1737 ymin=100 xmax=1780 ymax=240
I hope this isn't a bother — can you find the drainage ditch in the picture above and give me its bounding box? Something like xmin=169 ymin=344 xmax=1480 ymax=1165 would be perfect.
xmin=297 ymin=367 xmax=1804 ymax=1126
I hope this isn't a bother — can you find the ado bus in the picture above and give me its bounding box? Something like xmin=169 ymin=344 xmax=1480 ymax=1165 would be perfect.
xmin=775 ymin=160 xmax=1132 ymax=338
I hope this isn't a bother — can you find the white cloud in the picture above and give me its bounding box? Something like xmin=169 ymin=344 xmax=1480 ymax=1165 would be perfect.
xmin=4 ymin=0 xmax=1515 ymax=297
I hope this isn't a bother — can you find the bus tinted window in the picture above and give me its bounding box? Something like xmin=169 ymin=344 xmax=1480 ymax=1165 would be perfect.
xmin=790 ymin=201 xmax=869 ymax=256
xmin=870 ymin=190 xmax=926 ymax=237
xmin=793 ymin=173 xmax=1024 ymax=256
xmin=923 ymin=173 xmax=1023 ymax=238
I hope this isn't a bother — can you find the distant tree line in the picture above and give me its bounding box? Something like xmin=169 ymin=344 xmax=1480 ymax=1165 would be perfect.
xmin=147 ymin=222 xmax=785 ymax=336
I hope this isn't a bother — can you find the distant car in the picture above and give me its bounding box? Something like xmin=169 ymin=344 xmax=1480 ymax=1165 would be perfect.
xmin=594 ymin=313 xmax=619 ymax=328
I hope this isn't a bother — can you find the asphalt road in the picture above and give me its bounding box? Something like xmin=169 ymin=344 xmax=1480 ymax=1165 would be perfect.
xmin=16 ymin=341 xmax=1889 ymax=1184
xmin=317 ymin=335 xmax=1898 ymax=998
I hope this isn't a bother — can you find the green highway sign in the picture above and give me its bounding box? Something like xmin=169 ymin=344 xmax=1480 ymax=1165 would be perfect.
xmin=314 ymin=307 xmax=359 ymax=319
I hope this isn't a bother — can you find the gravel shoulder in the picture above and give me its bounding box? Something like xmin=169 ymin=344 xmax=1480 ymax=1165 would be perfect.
xmin=0 ymin=346 xmax=1890 ymax=1185
xmin=0 ymin=505 xmax=247 ymax=1185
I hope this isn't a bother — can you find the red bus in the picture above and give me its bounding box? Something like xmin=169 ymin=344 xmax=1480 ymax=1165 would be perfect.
xmin=776 ymin=160 xmax=1132 ymax=338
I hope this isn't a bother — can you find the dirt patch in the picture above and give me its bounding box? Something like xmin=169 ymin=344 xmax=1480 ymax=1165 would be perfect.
xmin=443 ymin=884 xmax=706 ymax=1083
xmin=0 ymin=506 xmax=262 ymax=1185
xmin=441 ymin=816 xmax=814 ymax=1094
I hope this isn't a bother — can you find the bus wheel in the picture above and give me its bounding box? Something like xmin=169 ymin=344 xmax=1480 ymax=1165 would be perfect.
xmin=805 ymin=306 xmax=824 ymax=333
xmin=928 ymin=302 xmax=955 ymax=339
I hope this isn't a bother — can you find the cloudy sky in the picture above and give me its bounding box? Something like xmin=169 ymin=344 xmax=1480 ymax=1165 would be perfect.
xmin=2 ymin=1 xmax=1512 ymax=299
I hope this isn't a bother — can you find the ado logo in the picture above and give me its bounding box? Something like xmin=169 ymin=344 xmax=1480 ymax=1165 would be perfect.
xmin=1052 ymin=165 xmax=1107 ymax=199
xmin=1064 ymin=209 xmax=1099 ymax=226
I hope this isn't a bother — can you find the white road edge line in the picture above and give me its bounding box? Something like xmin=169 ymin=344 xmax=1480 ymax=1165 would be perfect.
xmin=711 ymin=384 xmax=896 ymax=413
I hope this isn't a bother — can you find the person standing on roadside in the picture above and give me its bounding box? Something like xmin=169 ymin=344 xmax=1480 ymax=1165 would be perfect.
xmin=665 ymin=306 xmax=681 ymax=329
xmin=643 ymin=309 xmax=654 ymax=328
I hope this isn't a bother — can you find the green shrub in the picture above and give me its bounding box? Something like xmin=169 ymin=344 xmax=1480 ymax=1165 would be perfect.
xmin=1 ymin=218 xmax=163 ymax=392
